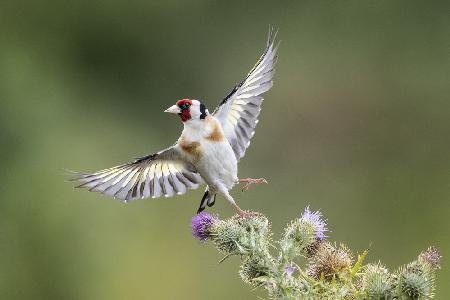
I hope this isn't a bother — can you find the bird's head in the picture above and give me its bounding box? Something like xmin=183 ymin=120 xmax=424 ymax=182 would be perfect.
xmin=164 ymin=99 xmax=209 ymax=122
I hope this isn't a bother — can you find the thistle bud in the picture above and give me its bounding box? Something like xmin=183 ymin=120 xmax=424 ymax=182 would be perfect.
xmin=234 ymin=214 xmax=270 ymax=238
xmin=397 ymin=248 xmax=440 ymax=299
xmin=210 ymin=219 xmax=245 ymax=254
xmin=239 ymin=257 xmax=269 ymax=287
xmin=307 ymin=242 xmax=353 ymax=281
xmin=281 ymin=207 xmax=328 ymax=259
xmin=360 ymin=262 xmax=395 ymax=298
xmin=301 ymin=206 xmax=327 ymax=241
xmin=419 ymin=246 xmax=441 ymax=270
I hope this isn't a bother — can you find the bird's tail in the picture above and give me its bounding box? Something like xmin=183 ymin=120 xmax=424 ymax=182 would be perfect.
xmin=197 ymin=187 xmax=216 ymax=213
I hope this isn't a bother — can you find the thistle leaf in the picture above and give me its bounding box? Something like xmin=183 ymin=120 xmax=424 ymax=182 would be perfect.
xmin=351 ymin=248 xmax=369 ymax=277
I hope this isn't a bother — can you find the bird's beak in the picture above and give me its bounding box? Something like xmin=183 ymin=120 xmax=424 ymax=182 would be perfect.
xmin=164 ymin=105 xmax=181 ymax=114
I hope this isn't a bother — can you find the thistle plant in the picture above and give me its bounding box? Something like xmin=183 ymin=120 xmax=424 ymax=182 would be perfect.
xmin=191 ymin=207 xmax=441 ymax=299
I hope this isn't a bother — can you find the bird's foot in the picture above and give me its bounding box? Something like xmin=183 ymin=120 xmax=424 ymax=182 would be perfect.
xmin=236 ymin=209 xmax=261 ymax=219
xmin=231 ymin=203 xmax=260 ymax=218
xmin=239 ymin=177 xmax=268 ymax=192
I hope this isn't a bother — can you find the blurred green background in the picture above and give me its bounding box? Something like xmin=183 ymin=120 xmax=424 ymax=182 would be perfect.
xmin=1 ymin=0 xmax=449 ymax=299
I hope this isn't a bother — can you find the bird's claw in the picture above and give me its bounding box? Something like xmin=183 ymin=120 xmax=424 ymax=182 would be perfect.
xmin=239 ymin=177 xmax=268 ymax=192
xmin=235 ymin=210 xmax=261 ymax=219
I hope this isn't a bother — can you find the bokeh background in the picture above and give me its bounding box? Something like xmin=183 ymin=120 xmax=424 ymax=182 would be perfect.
xmin=1 ymin=0 xmax=449 ymax=299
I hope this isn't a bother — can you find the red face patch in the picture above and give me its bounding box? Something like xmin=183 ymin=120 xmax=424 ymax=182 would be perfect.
xmin=176 ymin=99 xmax=192 ymax=122
xmin=176 ymin=99 xmax=193 ymax=107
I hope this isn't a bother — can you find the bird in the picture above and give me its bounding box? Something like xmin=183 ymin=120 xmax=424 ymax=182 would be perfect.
xmin=71 ymin=28 xmax=279 ymax=217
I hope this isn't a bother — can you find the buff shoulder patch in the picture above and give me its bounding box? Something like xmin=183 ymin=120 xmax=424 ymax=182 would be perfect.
xmin=206 ymin=121 xmax=225 ymax=142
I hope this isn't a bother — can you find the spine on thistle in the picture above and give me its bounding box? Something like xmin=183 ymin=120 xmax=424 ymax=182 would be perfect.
xmin=191 ymin=207 xmax=441 ymax=299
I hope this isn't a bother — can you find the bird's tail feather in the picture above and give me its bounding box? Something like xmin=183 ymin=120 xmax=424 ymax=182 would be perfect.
xmin=197 ymin=188 xmax=216 ymax=213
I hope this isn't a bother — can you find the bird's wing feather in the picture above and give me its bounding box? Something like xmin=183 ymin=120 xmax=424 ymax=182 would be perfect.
xmin=70 ymin=146 xmax=203 ymax=201
xmin=213 ymin=28 xmax=279 ymax=160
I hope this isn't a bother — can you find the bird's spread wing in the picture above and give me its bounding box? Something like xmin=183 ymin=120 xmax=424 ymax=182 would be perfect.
xmin=213 ymin=28 xmax=279 ymax=161
xmin=70 ymin=146 xmax=203 ymax=201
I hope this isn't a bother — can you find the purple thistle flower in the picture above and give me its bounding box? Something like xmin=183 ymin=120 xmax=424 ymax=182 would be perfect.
xmin=191 ymin=212 xmax=218 ymax=241
xmin=419 ymin=246 xmax=441 ymax=269
xmin=285 ymin=264 xmax=296 ymax=276
xmin=301 ymin=206 xmax=327 ymax=240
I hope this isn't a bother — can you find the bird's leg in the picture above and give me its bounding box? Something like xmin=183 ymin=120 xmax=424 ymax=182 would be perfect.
xmin=238 ymin=177 xmax=268 ymax=191
xmin=220 ymin=187 xmax=258 ymax=218
xmin=231 ymin=203 xmax=260 ymax=218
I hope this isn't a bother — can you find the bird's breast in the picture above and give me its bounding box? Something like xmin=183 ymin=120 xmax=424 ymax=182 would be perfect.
xmin=178 ymin=116 xmax=225 ymax=162
xmin=195 ymin=139 xmax=238 ymax=188
xmin=179 ymin=137 xmax=202 ymax=162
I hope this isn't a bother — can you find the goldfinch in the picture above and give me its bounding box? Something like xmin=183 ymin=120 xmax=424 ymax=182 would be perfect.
xmin=72 ymin=28 xmax=278 ymax=216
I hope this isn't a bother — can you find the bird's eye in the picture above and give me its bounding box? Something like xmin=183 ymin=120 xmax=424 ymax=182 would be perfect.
xmin=180 ymin=103 xmax=190 ymax=109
